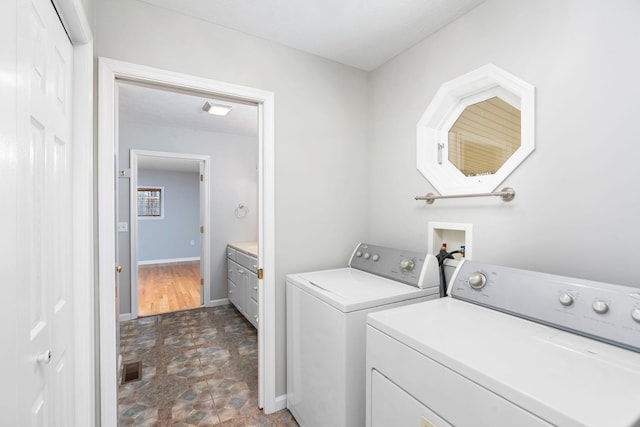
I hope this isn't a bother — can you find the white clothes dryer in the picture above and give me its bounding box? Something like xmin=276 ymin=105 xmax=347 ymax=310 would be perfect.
xmin=286 ymin=243 xmax=440 ymax=427
xmin=366 ymin=259 xmax=640 ymax=427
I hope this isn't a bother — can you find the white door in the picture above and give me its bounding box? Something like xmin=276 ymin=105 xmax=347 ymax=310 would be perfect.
xmin=16 ymin=0 xmax=75 ymax=424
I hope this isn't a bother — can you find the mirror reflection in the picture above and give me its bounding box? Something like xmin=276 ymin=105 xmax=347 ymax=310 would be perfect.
xmin=448 ymin=96 xmax=521 ymax=177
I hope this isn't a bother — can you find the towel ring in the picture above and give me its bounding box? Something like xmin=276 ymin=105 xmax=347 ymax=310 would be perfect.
xmin=234 ymin=204 xmax=249 ymax=218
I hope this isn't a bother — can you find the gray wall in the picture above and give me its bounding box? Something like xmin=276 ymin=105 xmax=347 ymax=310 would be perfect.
xmin=97 ymin=0 xmax=370 ymax=397
xmin=117 ymin=121 xmax=260 ymax=316
xmin=98 ymin=0 xmax=640 ymax=402
xmin=367 ymin=0 xmax=640 ymax=287
xmin=137 ymin=169 xmax=200 ymax=262
xmin=79 ymin=0 xmax=94 ymax=31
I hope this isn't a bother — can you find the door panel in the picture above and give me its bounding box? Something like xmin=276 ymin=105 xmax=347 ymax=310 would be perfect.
xmin=17 ymin=0 xmax=74 ymax=423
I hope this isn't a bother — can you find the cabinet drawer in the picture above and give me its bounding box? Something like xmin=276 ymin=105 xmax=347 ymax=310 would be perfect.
xmin=236 ymin=251 xmax=258 ymax=273
xmin=230 ymin=259 xmax=254 ymax=286
xmin=227 ymin=247 xmax=238 ymax=262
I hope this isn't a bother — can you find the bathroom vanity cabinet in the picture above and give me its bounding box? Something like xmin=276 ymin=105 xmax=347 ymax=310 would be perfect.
xmin=227 ymin=243 xmax=258 ymax=329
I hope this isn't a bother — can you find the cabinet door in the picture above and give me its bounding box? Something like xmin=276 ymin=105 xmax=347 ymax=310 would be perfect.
xmin=247 ymin=271 xmax=259 ymax=328
xmin=248 ymin=271 xmax=258 ymax=301
xmin=227 ymin=259 xmax=240 ymax=284
xmin=247 ymin=296 xmax=258 ymax=328
xmin=228 ymin=279 xmax=244 ymax=313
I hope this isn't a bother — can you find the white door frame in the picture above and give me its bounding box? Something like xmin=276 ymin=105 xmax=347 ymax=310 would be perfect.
xmin=129 ymin=150 xmax=211 ymax=319
xmin=98 ymin=58 xmax=277 ymax=426
xmin=51 ymin=1 xmax=96 ymax=425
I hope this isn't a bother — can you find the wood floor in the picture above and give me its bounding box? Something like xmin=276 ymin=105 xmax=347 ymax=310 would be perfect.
xmin=138 ymin=261 xmax=201 ymax=316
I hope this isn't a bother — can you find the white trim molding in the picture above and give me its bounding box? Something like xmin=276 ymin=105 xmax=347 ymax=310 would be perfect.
xmin=208 ymin=298 xmax=231 ymax=307
xmin=51 ymin=0 xmax=95 ymax=425
xmin=98 ymin=58 xmax=277 ymax=426
xmin=129 ymin=149 xmax=211 ymax=320
xmin=138 ymin=257 xmax=200 ymax=265
xmin=417 ymin=64 xmax=535 ymax=195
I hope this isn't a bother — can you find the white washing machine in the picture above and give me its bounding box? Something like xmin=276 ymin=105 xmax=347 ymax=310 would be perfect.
xmin=366 ymin=259 xmax=640 ymax=427
xmin=286 ymin=243 xmax=440 ymax=427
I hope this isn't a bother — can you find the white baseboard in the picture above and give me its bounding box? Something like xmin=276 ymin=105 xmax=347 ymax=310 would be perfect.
xmin=274 ymin=394 xmax=288 ymax=412
xmin=206 ymin=298 xmax=230 ymax=307
xmin=119 ymin=299 xmax=227 ymax=320
xmin=138 ymin=256 xmax=200 ymax=265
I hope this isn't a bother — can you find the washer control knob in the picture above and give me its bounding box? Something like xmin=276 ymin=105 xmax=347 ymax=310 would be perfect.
xmin=355 ymin=251 xmax=363 ymax=257
xmin=372 ymin=254 xmax=380 ymax=262
xmin=364 ymin=252 xmax=371 ymax=260
xmin=399 ymin=259 xmax=415 ymax=273
xmin=631 ymin=308 xmax=640 ymax=323
xmin=592 ymin=300 xmax=609 ymax=315
xmin=468 ymin=272 xmax=487 ymax=289
xmin=559 ymin=293 xmax=574 ymax=307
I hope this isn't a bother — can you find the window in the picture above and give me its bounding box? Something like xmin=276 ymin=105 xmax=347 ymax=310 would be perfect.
xmin=416 ymin=64 xmax=535 ymax=195
xmin=137 ymin=187 xmax=164 ymax=219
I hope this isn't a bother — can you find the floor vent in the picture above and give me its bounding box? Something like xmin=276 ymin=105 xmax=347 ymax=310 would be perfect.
xmin=121 ymin=361 xmax=142 ymax=384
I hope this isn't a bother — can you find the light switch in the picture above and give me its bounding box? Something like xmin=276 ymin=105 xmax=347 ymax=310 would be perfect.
xmin=118 ymin=222 xmax=128 ymax=232
xmin=190 ymin=239 xmax=195 ymax=246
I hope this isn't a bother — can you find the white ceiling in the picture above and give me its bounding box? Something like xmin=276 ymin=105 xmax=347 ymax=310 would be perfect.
xmin=138 ymin=0 xmax=486 ymax=71
xmin=118 ymin=1 xmax=487 ymax=140
xmin=118 ymin=80 xmax=259 ymax=137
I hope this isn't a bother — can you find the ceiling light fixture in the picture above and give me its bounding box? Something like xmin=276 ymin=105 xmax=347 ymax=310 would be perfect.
xmin=202 ymin=101 xmax=232 ymax=116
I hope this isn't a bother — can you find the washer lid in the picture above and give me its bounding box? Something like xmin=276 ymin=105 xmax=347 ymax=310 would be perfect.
xmin=288 ymin=268 xmax=437 ymax=312
xmin=368 ymin=298 xmax=640 ymax=427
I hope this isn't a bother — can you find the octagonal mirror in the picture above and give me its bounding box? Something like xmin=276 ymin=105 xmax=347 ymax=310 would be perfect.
xmin=417 ymin=64 xmax=535 ymax=195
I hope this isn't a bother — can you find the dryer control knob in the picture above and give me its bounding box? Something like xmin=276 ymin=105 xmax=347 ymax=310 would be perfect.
xmin=559 ymin=293 xmax=574 ymax=306
xmin=372 ymin=254 xmax=380 ymax=262
xmin=399 ymin=259 xmax=415 ymax=272
xmin=355 ymin=251 xmax=363 ymax=257
xmin=468 ymin=272 xmax=487 ymax=289
xmin=592 ymin=300 xmax=609 ymax=315
xmin=631 ymin=308 xmax=640 ymax=323
xmin=364 ymin=252 xmax=371 ymax=259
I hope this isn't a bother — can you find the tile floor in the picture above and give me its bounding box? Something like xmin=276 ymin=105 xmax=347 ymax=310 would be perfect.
xmin=118 ymin=305 xmax=298 ymax=426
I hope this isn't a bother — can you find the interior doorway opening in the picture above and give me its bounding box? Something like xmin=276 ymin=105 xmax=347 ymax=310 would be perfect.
xmin=99 ymin=59 xmax=277 ymax=426
xmin=129 ymin=151 xmax=208 ymax=318
xmin=138 ymin=261 xmax=201 ymax=316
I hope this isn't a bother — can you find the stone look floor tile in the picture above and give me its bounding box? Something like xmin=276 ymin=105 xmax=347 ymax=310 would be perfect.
xmin=119 ymin=305 xmax=298 ymax=426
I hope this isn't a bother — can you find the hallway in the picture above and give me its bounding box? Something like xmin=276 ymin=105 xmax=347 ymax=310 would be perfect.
xmin=118 ymin=305 xmax=297 ymax=426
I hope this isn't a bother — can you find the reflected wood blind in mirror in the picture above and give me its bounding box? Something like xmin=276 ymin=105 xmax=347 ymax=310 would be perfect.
xmin=448 ymin=96 xmax=521 ymax=177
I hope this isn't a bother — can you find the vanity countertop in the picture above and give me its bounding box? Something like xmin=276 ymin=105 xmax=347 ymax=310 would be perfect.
xmin=228 ymin=241 xmax=258 ymax=258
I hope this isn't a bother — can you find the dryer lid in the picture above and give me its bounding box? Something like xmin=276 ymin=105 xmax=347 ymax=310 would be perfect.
xmin=368 ymin=298 xmax=640 ymax=427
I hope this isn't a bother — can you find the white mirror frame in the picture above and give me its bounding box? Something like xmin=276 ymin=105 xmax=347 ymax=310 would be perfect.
xmin=417 ymin=64 xmax=535 ymax=195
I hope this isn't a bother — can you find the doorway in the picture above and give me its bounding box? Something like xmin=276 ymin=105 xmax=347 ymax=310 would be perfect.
xmin=129 ymin=150 xmax=210 ymax=318
xmin=98 ymin=58 xmax=277 ymax=426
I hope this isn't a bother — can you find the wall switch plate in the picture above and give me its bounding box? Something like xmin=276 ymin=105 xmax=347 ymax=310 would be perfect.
xmin=190 ymin=239 xmax=195 ymax=245
xmin=118 ymin=222 xmax=128 ymax=232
